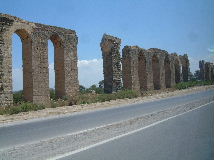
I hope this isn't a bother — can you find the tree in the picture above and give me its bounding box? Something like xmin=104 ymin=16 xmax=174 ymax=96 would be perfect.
xmin=194 ymin=70 xmax=200 ymax=80
xmin=79 ymin=85 xmax=86 ymax=93
xmin=98 ymin=80 xmax=104 ymax=89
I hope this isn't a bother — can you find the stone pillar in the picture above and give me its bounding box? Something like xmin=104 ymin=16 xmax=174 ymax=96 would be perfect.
xmin=0 ymin=17 xmax=14 ymax=106
xmin=122 ymin=46 xmax=140 ymax=92
xmin=149 ymin=48 xmax=166 ymax=90
xmin=100 ymin=34 xmax=122 ymax=93
xmin=180 ymin=54 xmax=189 ymax=82
xmin=169 ymin=54 xmax=176 ymax=87
xmin=205 ymin=62 xmax=211 ymax=81
xmin=63 ymin=33 xmax=79 ymax=100
xmin=199 ymin=60 xmax=205 ymax=81
xmin=172 ymin=54 xmax=181 ymax=84
xmin=159 ymin=54 xmax=166 ymax=89
xmin=138 ymin=49 xmax=150 ymax=91
xmin=31 ymin=32 xmax=50 ymax=106
xmin=145 ymin=53 xmax=154 ymax=90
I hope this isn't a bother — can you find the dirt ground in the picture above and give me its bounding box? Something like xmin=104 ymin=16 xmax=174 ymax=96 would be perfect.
xmin=0 ymin=85 xmax=213 ymax=125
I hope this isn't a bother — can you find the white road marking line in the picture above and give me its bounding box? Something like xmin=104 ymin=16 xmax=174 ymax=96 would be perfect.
xmin=48 ymin=101 xmax=214 ymax=160
xmin=49 ymin=98 xmax=213 ymax=139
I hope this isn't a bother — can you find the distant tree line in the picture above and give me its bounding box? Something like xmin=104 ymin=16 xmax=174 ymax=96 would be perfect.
xmin=79 ymin=80 xmax=104 ymax=94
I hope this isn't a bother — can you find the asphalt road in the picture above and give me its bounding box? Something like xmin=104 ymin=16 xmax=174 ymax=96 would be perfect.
xmin=0 ymin=89 xmax=213 ymax=150
xmin=60 ymin=102 xmax=214 ymax=160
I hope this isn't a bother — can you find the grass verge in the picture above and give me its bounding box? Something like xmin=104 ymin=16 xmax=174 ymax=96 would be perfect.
xmin=174 ymin=80 xmax=213 ymax=90
xmin=0 ymin=82 xmax=213 ymax=115
xmin=77 ymin=90 xmax=139 ymax=104
xmin=0 ymin=102 xmax=45 ymax=115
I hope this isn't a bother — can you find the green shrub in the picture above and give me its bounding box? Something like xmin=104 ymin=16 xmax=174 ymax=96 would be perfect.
xmin=77 ymin=90 xmax=139 ymax=105
xmin=175 ymin=80 xmax=213 ymax=90
xmin=0 ymin=102 xmax=45 ymax=115
xmin=50 ymin=99 xmax=69 ymax=108
xmin=13 ymin=90 xmax=24 ymax=104
xmin=50 ymin=88 xmax=57 ymax=100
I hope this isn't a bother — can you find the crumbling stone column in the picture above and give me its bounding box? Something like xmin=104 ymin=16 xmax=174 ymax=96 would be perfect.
xmin=144 ymin=53 xmax=154 ymax=90
xmin=199 ymin=60 xmax=205 ymax=81
xmin=172 ymin=53 xmax=181 ymax=83
xmin=164 ymin=54 xmax=175 ymax=88
xmin=100 ymin=34 xmax=122 ymax=93
xmin=169 ymin=54 xmax=176 ymax=87
xmin=122 ymin=46 xmax=140 ymax=92
xmin=205 ymin=62 xmax=211 ymax=81
xmin=138 ymin=49 xmax=154 ymax=91
xmin=149 ymin=48 xmax=166 ymax=90
xmin=179 ymin=54 xmax=189 ymax=82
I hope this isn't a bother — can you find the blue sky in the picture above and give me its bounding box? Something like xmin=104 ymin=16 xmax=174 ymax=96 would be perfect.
xmin=0 ymin=0 xmax=213 ymax=90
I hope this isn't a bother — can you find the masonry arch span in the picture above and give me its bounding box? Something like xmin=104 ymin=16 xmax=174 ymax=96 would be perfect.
xmin=12 ymin=29 xmax=33 ymax=102
xmin=49 ymin=34 xmax=65 ymax=99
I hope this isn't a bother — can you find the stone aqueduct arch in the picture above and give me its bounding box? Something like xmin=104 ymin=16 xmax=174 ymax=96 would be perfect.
xmin=120 ymin=45 xmax=189 ymax=93
xmin=0 ymin=14 xmax=79 ymax=107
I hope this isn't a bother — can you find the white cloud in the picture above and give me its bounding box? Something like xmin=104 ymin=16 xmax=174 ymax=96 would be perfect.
xmin=50 ymin=59 xmax=103 ymax=88
xmin=78 ymin=59 xmax=103 ymax=87
xmin=208 ymin=48 xmax=214 ymax=53
xmin=12 ymin=59 xmax=103 ymax=91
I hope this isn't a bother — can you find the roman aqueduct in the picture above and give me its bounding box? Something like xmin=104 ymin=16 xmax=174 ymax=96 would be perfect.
xmin=101 ymin=34 xmax=190 ymax=93
xmin=0 ymin=14 xmax=213 ymax=107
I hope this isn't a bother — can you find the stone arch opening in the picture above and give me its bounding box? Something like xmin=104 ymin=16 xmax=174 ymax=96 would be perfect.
xmin=164 ymin=55 xmax=171 ymax=88
xmin=49 ymin=34 xmax=65 ymax=99
xmin=12 ymin=29 xmax=33 ymax=102
xmin=152 ymin=54 xmax=160 ymax=90
xmin=138 ymin=52 xmax=147 ymax=90
xmin=174 ymin=59 xmax=181 ymax=83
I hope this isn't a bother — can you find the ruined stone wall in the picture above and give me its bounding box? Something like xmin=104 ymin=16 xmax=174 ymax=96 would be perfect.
xmin=0 ymin=13 xmax=79 ymax=107
xmin=101 ymin=34 xmax=189 ymax=93
xmin=100 ymin=34 xmax=122 ymax=93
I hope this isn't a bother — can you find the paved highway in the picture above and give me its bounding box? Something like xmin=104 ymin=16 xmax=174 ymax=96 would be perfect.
xmin=0 ymin=89 xmax=213 ymax=150
xmin=60 ymin=102 xmax=214 ymax=160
